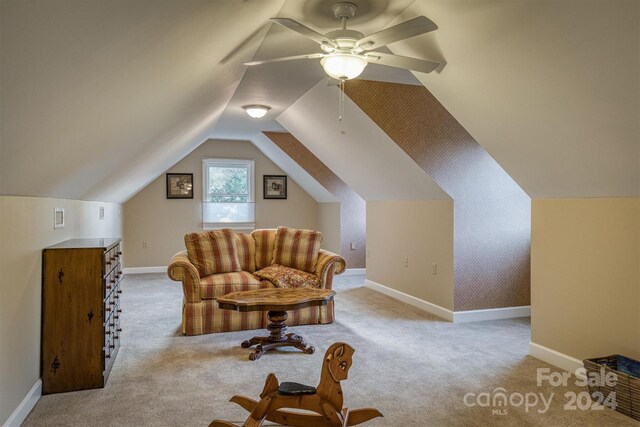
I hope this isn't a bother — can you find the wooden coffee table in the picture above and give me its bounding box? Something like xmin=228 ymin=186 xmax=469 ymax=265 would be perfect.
xmin=217 ymin=288 xmax=335 ymax=361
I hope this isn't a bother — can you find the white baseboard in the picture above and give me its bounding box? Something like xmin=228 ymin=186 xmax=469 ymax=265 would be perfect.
xmin=453 ymin=306 xmax=530 ymax=323
xmin=3 ymin=379 xmax=41 ymax=427
xmin=342 ymin=268 xmax=366 ymax=276
xmin=123 ymin=266 xmax=167 ymax=275
xmin=364 ymin=279 xmax=454 ymax=321
xmin=364 ymin=279 xmax=532 ymax=323
xmin=529 ymin=342 xmax=585 ymax=377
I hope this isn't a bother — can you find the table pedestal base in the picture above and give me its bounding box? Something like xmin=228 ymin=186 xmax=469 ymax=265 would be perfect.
xmin=241 ymin=310 xmax=315 ymax=361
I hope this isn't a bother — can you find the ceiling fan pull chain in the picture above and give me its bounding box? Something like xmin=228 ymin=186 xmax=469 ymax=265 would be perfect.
xmin=338 ymin=79 xmax=345 ymax=123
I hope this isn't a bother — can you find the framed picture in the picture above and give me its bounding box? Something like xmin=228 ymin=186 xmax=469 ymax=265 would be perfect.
xmin=166 ymin=173 xmax=193 ymax=199
xmin=263 ymin=175 xmax=287 ymax=199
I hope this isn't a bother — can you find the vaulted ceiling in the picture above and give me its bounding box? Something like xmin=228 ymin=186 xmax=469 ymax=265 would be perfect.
xmin=1 ymin=0 xmax=638 ymax=203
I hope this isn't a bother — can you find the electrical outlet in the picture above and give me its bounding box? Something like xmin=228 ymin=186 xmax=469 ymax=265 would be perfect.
xmin=350 ymin=242 xmax=356 ymax=250
xmin=403 ymin=257 xmax=408 ymax=268
xmin=143 ymin=241 xmax=148 ymax=249
xmin=432 ymin=263 xmax=438 ymax=275
xmin=99 ymin=206 xmax=105 ymax=220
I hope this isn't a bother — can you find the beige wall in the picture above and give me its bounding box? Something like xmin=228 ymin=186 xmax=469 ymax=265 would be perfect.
xmin=318 ymin=202 xmax=341 ymax=255
xmin=366 ymin=200 xmax=454 ymax=310
xmin=0 ymin=196 xmax=122 ymax=425
xmin=124 ymin=139 xmax=324 ymax=268
xmin=531 ymin=198 xmax=640 ymax=360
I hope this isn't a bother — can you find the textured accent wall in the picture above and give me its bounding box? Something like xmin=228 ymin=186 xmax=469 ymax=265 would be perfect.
xmin=345 ymin=80 xmax=530 ymax=311
xmin=264 ymin=131 xmax=366 ymax=268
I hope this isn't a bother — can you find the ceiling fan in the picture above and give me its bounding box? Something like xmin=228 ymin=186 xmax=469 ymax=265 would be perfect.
xmin=245 ymin=2 xmax=440 ymax=81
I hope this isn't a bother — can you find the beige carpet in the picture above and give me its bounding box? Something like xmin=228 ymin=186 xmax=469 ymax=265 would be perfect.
xmin=24 ymin=273 xmax=637 ymax=426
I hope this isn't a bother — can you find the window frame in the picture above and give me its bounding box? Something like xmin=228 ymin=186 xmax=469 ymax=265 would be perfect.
xmin=202 ymin=158 xmax=255 ymax=230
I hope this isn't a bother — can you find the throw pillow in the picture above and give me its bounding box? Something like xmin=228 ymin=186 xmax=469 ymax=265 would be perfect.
xmin=251 ymin=229 xmax=276 ymax=270
xmin=272 ymin=226 xmax=322 ymax=273
xmin=235 ymin=232 xmax=256 ymax=273
xmin=184 ymin=228 xmax=241 ymax=277
xmin=254 ymin=264 xmax=321 ymax=289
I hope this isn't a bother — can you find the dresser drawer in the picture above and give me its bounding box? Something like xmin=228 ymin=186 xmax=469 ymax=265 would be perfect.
xmin=103 ymin=243 xmax=122 ymax=275
xmin=103 ymin=263 xmax=123 ymax=300
xmin=104 ymin=298 xmax=121 ymax=376
xmin=104 ymin=268 xmax=116 ymax=299
xmin=105 ymin=292 xmax=117 ymax=319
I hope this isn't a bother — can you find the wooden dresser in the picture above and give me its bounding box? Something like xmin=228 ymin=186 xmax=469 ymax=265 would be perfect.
xmin=41 ymin=238 xmax=123 ymax=394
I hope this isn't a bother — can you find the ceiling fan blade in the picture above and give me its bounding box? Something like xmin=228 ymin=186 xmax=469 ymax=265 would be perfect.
xmin=365 ymin=52 xmax=440 ymax=74
xmin=271 ymin=18 xmax=337 ymax=48
xmin=356 ymin=16 xmax=437 ymax=51
xmin=244 ymin=53 xmax=324 ymax=66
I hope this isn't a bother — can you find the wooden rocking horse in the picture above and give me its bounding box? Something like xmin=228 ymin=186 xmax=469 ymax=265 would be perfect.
xmin=210 ymin=342 xmax=382 ymax=427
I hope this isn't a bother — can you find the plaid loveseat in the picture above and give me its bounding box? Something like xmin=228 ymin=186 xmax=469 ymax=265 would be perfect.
xmin=167 ymin=228 xmax=346 ymax=336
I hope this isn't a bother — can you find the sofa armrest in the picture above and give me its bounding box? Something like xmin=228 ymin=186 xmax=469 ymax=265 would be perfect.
xmin=167 ymin=250 xmax=202 ymax=303
xmin=314 ymin=249 xmax=346 ymax=289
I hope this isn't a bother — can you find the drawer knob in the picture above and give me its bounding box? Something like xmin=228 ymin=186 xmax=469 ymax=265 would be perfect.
xmin=117 ymin=328 xmax=122 ymax=332
xmin=117 ymin=290 xmax=123 ymax=294
xmin=106 ymin=355 xmax=111 ymax=359
xmin=110 ymin=344 xmax=115 ymax=349
xmin=109 ymin=323 xmax=115 ymax=327
xmin=51 ymin=356 xmax=61 ymax=374
xmin=117 ymin=309 xmax=122 ymax=313
xmin=117 ymin=251 xmax=122 ymax=256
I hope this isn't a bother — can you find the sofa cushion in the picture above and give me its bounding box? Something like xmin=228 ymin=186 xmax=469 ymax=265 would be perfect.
xmin=272 ymin=226 xmax=322 ymax=273
xmin=235 ymin=232 xmax=256 ymax=273
xmin=253 ymin=264 xmax=321 ymax=289
xmin=184 ymin=229 xmax=241 ymax=277
xmin=251 ymin=229 xmax=276 ymax=270
xmin=200 ymin=271 xmax=268 ymax=299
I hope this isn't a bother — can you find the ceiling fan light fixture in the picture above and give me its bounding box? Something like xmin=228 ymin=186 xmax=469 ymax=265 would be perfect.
xmin=243 ymin=104 xmax=270 ymax=118
xmin=320 ymin=53 xmax=367 ymax=80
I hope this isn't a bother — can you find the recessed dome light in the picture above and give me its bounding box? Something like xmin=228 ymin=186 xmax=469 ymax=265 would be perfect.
xmin=243 ymin=105 xmax=270 ymax=118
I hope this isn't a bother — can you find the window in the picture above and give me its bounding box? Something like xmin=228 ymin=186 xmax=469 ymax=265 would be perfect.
xmin=202 ymin=158 xmax=255 ymax=230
